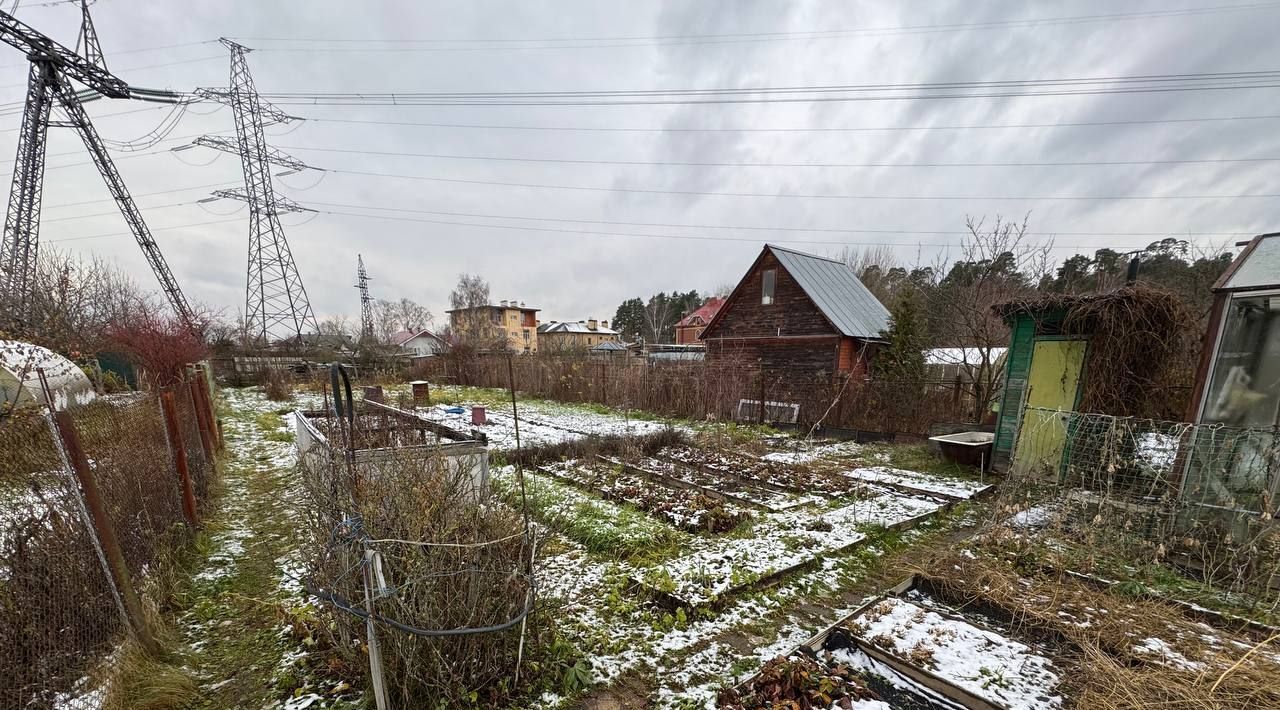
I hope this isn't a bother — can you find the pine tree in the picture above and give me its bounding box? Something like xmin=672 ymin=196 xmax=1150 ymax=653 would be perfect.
xmin=872 ymin=289 xmax=928 ymax=432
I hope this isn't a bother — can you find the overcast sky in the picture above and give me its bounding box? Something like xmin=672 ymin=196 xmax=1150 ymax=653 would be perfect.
xmin=5 ymin=0 xmax=1278 ymax=331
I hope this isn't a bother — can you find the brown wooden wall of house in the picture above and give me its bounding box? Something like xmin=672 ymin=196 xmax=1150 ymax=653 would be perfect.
xmin=704 ymin=251 xmax=836 ymax=339
xmin=706 ymin=337 xmax=843 ymax=379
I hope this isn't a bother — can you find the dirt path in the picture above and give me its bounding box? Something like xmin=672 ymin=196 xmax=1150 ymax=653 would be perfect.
xmin=175 ymin=389 xmax=361 ymax=710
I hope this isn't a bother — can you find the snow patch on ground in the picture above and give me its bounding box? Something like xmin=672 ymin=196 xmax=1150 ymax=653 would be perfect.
xmin=848 ymin=597 xmax=1062 ymax=709
xmin=1133 ymin=636 xmax=1207 ymax=672
xmin=760 ymin=440 xmax=863 ymax=464
xmin=414 ymin=400 xmax=677 ymax=451
xmin=840 ymin=466 xmax=991 ymax=500
xmin=642 ymin=491 xmax=940 ymax=606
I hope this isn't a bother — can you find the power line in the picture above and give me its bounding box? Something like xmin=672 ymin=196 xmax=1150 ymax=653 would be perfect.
xmin=322 ymin=167 xmax=1280 ymax=202
xmin=278 ymin=143 xmax=1280 ymax=169
xmin=303 ymin=200 xmax=1258 ymax=239
xmin=249 ymin=83 xmax=1280 ymax=106
xmin=0 ymin=131 xmax=233 ymax=168
xmin=45 ymin=216 xmax=243 ymax=243
xmin=33 ymin=181 xmax=239 ymax=210
xmin=301 ymin=112 xmax=1280 ymax=134
xmin=313 ymin=207 xmax=1216 ymax=252
xmin=41 ymin=200 xmax=194 ymax=223
xmin=38 ymin=194 xmax=1263 ymax=241
xmin=0 ymin=39 xmax=219 ymax=73
xmin=0 ymin=54 xmax=224 ymax=93
xmin=232 ymin=2 xmax=1280 ymax=50
xmin=0 ymin=102 xmax=177 ymax=132
xmin=254 ymin=78 xmax=1280 ymax=106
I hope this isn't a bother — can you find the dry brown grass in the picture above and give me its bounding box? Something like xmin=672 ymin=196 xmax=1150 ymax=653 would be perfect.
xmin=258 ymin=367 xmax=294 ymax=401
xmin=915 ymin=549 xmax=1280 ymax=709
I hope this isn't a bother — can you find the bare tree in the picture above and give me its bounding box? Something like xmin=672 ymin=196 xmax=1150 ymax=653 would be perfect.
xmin=931 ymin=214 xmax=1045 ymax=421
xmin=449 ymin=273 xmax=490 ymax=311
xmin=2 ymin=249 xmax=147 ymax=355
xmin=374 ymin=298 xmax=432 ymax=338
xmin=317 ymin=315 xmax=354 ymax=338
xmin=447 ymin=273 xmax=494 ymax=341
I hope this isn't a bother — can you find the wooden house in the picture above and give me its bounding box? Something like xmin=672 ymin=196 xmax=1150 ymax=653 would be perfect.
xmin=700 ymin=244 xmax=890 ymax=380
xmin=674 ymin=297 xmax=724 ymax=344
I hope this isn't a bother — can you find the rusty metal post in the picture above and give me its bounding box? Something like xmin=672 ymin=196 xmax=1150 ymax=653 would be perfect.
xmin=160 ymin=390 xmax=200 ymax=527
xmin=48 ymin=409 xmax=158 ymax=655
xmin=188 ymin=377 xmax=216 ymax=461
xmin=195 ymin=368 xmax=221 ymax=449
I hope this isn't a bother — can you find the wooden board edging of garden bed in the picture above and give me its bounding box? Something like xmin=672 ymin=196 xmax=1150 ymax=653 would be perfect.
xmin=731 ymin=574 xmax=1002 ymax=710
xmin=633 ymin=505 xmax=945 ymax=611
xmin=599 ymin=455 xmax=774 ymax=512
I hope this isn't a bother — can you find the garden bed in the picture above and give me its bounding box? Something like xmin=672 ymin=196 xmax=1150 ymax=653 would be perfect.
xmin=838 ymin=594 xmax=1063 ymax=709
xmin=838 ymin=466 xmax=992 ymax=502
xmin=536 ymin=459 xmax=752 ymax=533
xmin=637 ymin=491 xmax=942 ymax=607
xmin=918 ymin=548 xmax=1280 ymax=708
xmin=663 ymin=446 xmax=861 ymax=497
xmin=727 ymin=575 xmax=1066 ymax=710
xmin=413 ymin=401 xmax=674 ymax=451
xmin=618 ymin=455 xmax=821 ymax=512
xmin=490 ymin=465 xmax=683 ymax=558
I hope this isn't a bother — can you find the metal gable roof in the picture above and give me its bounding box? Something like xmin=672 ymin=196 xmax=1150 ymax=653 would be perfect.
xmin=768 ymin=244 xmax=891 ymax=339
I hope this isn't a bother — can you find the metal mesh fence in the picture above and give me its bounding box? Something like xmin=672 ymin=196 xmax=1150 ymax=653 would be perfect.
xmin=0 ymin=375 xmax=217 ymax=708
xmin=69 ymin=397 xmax=190 ymax=579
xmin=1001 ymin=407 xmax=1280 ymax=599
xmin=0 ymin=409 xmax=119 ymax=709
xmin=175 ymin=384 xmax=213 ymax=505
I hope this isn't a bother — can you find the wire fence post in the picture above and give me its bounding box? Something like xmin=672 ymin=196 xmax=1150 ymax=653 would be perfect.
xmin=187 ymin=375 xmax=216 ymax=461
xmin=195 ymin=367 xmax=221 ymax=450
xmin=362 ymin=548 xmax=390 ymax=710
xmin=46 ymin=407 xmax=158 ymax=656
xmin=160 ymin=389 xmax=200 ymax=527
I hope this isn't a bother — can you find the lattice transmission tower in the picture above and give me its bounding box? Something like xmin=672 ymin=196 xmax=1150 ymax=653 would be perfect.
xmin=355 ymin=253 xmax=374 ymax=343
xmin=0 ymin=2 xmax=195 ymax=331
xmin=194 ymin=39 xmax=317 ymax=344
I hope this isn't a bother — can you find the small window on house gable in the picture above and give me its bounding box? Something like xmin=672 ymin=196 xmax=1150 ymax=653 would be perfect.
xmin=761 ymin=269 xmax=776 ymax=305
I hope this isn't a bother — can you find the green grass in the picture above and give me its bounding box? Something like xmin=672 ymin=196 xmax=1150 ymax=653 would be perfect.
xmin=164 ymin=395 xmax=362 ymax=710
xmin=492 ymin=470 xmax=684 ymax=561
xmin=253 ymin=411 xmax=294 ymax=443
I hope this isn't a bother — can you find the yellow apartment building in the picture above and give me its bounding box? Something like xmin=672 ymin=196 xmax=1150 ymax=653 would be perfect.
xmin=447 ymin=300 xmax=540 ymax=352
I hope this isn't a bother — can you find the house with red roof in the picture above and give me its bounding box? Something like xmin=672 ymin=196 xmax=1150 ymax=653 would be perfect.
xmin=674 ymin=297 xmax=725 ymax=345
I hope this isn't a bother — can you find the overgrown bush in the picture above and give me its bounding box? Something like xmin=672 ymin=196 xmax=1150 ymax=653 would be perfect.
xmin=298 ymin=441 xmax=557 ymax=707
xmin=258 ymin=367 xmax=293 ymax=401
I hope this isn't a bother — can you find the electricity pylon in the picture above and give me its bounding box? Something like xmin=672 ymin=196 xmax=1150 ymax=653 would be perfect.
xmin=0 ymin=2 xmax=195 ymax=330
xmin=194 ymin=39 xmax=317 ymax=345
xmin=355 ymin=254 xmax=373 ymax=344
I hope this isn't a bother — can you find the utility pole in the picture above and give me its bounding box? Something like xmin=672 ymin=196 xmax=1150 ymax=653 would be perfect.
xmin=0 ymin=2 xmax=195 ymax=331
xmin=356 ymin=254 xmax=374 ymax=344
xmin=194 ymin=39 xmax=318 ymax=345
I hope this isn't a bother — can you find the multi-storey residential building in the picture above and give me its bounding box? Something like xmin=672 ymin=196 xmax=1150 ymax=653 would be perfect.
xmin=446 ymin=300 xmax=540 ymax=352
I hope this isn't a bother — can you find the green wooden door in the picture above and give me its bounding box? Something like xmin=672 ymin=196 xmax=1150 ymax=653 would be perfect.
xmin=1013 ymin=340 xmax=1086 ymax=475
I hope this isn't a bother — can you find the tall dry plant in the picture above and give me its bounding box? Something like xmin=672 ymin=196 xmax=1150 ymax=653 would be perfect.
xmin=297 ymin=425 xmax=542 ymax=707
